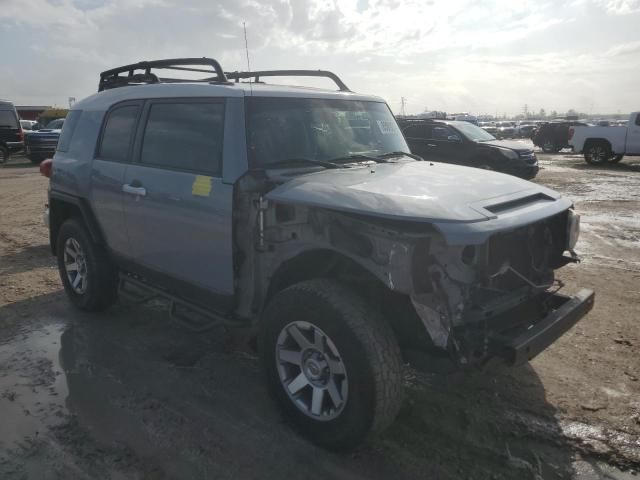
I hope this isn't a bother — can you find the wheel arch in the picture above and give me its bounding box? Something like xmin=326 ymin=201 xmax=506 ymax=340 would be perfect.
xmin=584 ymin=137 xmax=612 ymax=151
xmin=263 ymin=248 xmax=431 ymax=354
xmin=49 ymin=191 xmax=106 ymax=255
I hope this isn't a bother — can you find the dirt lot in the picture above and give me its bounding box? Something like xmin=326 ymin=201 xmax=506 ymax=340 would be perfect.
xmin=1 ymin=148 xmax=639 ymax=479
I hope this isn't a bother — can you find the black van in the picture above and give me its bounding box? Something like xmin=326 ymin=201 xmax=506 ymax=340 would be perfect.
xmin=0 ymin=100 xmax=24 ymax=163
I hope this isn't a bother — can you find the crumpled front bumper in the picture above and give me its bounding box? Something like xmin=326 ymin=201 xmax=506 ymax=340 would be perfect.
xmin=489 ymin=288 xmax=595 ymax=366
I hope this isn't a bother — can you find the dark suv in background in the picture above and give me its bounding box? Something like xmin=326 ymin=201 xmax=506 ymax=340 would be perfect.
xmin=398 ymin=118 xmax=539 ymax=179
xmin=533 ymin=120 xmax=588 ymax=153
xmin=0 ymin=100 xmax=24 ymax=163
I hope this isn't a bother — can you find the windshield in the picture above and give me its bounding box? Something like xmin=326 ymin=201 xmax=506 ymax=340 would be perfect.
xmin=246 ymin=98 xmax=409 ymax=167
xmin=453 ymin=122 xmax=496 ymax=142
xmin=46 ymin=119 xmax=65 ymax=129
xmin=0 ymin=110 xmax=19 ymax=128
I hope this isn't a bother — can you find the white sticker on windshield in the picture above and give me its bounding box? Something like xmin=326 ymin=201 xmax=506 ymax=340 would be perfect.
xmin=377 ymin=120 xmax=396 ymax=135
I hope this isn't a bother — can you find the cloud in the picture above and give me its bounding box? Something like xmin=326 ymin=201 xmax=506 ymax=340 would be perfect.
xmin=594 ymin=0 xmax=640 ymax=14
xmin=0 ymin=0 xmax=638 ymax=114
xmin=606 ymin=40 xmax=640 ymax=55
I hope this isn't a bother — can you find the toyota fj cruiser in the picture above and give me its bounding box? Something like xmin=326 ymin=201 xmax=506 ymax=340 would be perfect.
xmin=48 ymin=58 xmax=594 ymax=450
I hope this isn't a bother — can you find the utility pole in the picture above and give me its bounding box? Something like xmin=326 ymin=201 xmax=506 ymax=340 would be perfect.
xmin=400 ymin=97 xmax=407 ymax=117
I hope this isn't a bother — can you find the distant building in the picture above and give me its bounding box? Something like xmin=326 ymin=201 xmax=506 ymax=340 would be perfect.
xmin=15 ymin=105 xmax=51 ymax=121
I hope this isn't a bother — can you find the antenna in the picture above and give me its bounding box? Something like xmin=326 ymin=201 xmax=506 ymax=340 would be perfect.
xmin=243 ymin=22 xmax=251 ymax=71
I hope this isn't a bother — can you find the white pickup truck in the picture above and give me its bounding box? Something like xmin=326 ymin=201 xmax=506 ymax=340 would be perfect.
xmin=569 ymin=112 xmax=640 ymax=164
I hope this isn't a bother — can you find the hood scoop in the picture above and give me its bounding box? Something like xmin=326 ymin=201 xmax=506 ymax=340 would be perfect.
xmin=485 ymin=192 xmax=554 ymax=215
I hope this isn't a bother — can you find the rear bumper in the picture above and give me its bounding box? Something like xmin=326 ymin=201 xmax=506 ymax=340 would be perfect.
xmin=25 ymin=144 xmax=56 ymax=156
xmin=6 ymin=141 xmax=23 ymax=153
xmin=490 ymin=289 xmax=594 ymax=366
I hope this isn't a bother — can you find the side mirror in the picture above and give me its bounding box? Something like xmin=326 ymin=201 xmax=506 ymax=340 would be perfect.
xmin=447 ymin=134 xmax=461 ymax=142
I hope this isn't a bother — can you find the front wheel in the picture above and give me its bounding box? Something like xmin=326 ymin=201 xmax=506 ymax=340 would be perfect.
xmin=56 ymin=218 xmax=118 ymax=311
xmin=260 ymin=279 xmax=404 ymax=450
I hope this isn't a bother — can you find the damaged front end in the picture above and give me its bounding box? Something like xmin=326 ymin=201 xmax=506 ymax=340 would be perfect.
xmin=234 ymin=166 xmax=593 ymax=371
xmin=410 ymin=209 xmax=593 ymax=368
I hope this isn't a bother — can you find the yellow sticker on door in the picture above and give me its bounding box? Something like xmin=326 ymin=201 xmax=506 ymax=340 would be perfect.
xmin=192 ymin=175 xmax=213 ymax=197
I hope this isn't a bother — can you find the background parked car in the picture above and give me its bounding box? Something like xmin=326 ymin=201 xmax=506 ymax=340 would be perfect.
xmin=24 ymin=118 xmax=64 ymax=164
xmin=533 ymin=120 xmax=588 ymax=153
xmin=0 ymin=99 xmax=24 ymax=163
xmin=495 ymin=121 xmax=515 ymax=139
xmin=399 ymin=118 xmax=539 ymax=179
xmin=515 ymin=123 xmax=536 ymax=138
xmin=479 ymin=121 xmax=498 ymax=136
xmin=20 ymin=119 xmax=39 ymax=131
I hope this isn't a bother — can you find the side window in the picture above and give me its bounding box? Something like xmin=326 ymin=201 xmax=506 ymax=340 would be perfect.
xmin=98 ymin=105 xmax=140 ymax=161
xmin=431 ymin=126 xmax=452 ymax=141
xmin=140 ymin=101 xmax=224 ymax=175
xmin=403 ymin=124 xmax=431 ymax=138
xmin=635 ymin=114 xmax=640 ymax=126
xmin=57 ymin=110 xmax=82 ymax=152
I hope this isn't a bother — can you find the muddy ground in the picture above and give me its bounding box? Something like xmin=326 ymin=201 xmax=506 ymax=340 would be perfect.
xmin=0 ymin=147 xmax=638 ymax=479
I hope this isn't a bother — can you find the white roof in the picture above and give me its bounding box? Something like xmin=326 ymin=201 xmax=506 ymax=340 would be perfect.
xmin=74 ymin=81 xmax=384 ymax=111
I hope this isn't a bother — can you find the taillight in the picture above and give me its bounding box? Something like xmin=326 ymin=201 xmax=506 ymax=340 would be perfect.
xmin=40 ymin=158 xmax=53 ymax=178
xmin=568 ymin=127 xmax=574 ymax=140
xmin=18 ymin=129 xmax=24 ymax=141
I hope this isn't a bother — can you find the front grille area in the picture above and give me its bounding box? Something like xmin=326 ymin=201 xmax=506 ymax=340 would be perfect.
xmin=519 ymin=151 xmax=538 ymax=165
xmin=487 ymin=212 xmax=567 ymax=290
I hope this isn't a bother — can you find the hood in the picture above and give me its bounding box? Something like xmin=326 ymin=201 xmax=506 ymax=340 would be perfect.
xmin=265 ymin=160 xmax=564 ymax=227
xmin=480 ymin=139 xmax=532 ymax=152
xmin=32 ymin=129 xmax=62 ymax=134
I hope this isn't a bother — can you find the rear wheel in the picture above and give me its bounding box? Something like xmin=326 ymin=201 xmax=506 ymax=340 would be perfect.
xmin=0 ymin=146 xmax=8 ymax=165
xmin=56 ymin=218 xmax=118 ymax=311
xmin=584 ymin=142 xmax=611 ymax=165
xmin=260 ymin=279 xmax=404 ymax=450
xmin=28 ymin=154 xmax=45 ymax=165
xmin=541 ymin=139 xmax=557 ymax=153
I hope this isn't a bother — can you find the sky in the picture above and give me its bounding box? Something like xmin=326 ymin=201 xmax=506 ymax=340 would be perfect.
xmin=1 ymin=0 xmax=639 ymax=116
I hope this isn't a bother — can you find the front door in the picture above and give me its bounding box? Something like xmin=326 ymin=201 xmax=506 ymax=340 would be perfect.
xmin=627 ymin=113 xmax=640 ymax=155
xmin=122 ymin=99 xmax=234 ymax=310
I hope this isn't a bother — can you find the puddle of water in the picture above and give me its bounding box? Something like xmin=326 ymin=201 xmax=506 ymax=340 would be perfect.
xmin=0 ymin=323 xmax=69 ymax=448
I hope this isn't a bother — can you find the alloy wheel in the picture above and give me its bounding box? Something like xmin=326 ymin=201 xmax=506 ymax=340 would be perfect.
xmin=63 ymin=237 xmax=88 ymax=294
xmin=275 ymin=321 xmax=348 ymax=421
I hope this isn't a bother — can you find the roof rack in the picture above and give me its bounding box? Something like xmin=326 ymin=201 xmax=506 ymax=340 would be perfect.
xmin=98 ymin=58 xmax=229 ymax=92
xmin=224 ymin=70 xmax=350 ymax=92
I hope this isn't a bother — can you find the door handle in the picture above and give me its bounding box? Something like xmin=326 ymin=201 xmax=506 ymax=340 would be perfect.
xmin=122 ymin=184 xmax=147 ymax=197
xmin=426 ymin=143 xmax=437 ymax=148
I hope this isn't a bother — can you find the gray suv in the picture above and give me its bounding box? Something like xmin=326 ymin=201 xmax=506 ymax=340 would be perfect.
xmin=48 ymin=58 xmax=594 ymax=450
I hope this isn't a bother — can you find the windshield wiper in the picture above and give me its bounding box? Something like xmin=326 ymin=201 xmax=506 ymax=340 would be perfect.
xmin=329 ymin=154 xmax=386 ymax=164
xmin=263 ymin=158 xmax=343 ymax=169
xmin=377 ymin=151 xmax=424 ymax=161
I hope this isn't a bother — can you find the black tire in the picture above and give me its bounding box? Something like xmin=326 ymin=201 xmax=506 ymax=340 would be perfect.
xmin=28 ymin=154 xmax=44 ymax=165
xmin=584 ymin=142 xmax=611 ymax=165
xmin=0 ymin=146 xmax=8 ymax=165
xmin=260 ymin=279 xmax=404 ymax=450
xmin=541 ymin=139 xmax=557 ymax=153
xmin=609 ymin=154 xmax=624 ymax=163
xmin=56 ymin=218 xmax=118 ymax=311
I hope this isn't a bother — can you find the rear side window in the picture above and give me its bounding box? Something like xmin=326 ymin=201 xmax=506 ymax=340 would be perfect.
xmin=140 ymin=101 xmax=224 ymax=175
xmin=98 ymin=104 xmax=140 ymax=161
xmin=0 ymin=110 xmax=18 ymax=128
xmin=57 ymin=110 xmax=82 ymax=152
xmin=636 ymin=114 xmax=640 ymax=126
xmin=403 ymin=124 xmax=431 ymax=138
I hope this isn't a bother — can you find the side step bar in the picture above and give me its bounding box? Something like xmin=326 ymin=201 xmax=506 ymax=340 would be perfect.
xmin=118 ymin=274 xmax=247 ymax=332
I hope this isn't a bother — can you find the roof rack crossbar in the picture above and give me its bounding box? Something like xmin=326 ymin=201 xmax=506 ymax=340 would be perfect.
xmin=99 ymin=57 xmax=228 ymax=91
xmin=224 ymin=70 xmax=350 ymax=92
